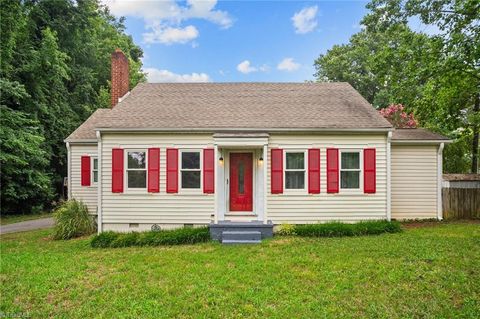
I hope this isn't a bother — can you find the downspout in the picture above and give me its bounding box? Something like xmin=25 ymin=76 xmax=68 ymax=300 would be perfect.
xmin=66 ymin=142 xmax=72 ymax=200
xmin=96 ymin=131 xmax=103 ymax=233
xmin=386 ymin=132 xmax=392 ymax=221
xmin=437 ymin=143 xmax=444 ymax=220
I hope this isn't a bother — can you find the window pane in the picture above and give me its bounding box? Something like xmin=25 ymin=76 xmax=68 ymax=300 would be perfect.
xmin=93 ymin=158 xmax=98 ymax=169
xmin=238 ymin=162 xmax=245 ymax=194
xmin=128 ymin=152 xmax=146 ymax=169
xmin=341 ymin=171 xmax=360 ymax=189
xmin=286 ymin=171 xmax=305 ymax=189
xmin=93 ymin=171 xmax=98 ymax=183
xmin=128 ymin=170 xmax=146 ymax=188
xmin=286 ymin=152 xmax=304 ymax=169
xmin=182 ymin=152 xmax=200 ymax=169
xmin=341 ymin=152 xmax=359 ymax=169
xmin=182 ymin=171 xmax=200 ymax=188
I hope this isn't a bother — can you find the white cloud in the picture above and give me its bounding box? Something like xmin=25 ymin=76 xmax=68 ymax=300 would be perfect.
xmin=292 ymin=6 xmax=318 ymax=34
xmin=102 ymin=0 xmax=233 ymax=45
xmin=144 ymin=25 xmax=199 ymax=44
xmin=145 ymin=67 xmax=210 ymax=82
xmin=277 ymin=58 xmax=300 ymax=71
xmin=237 ymin=60 xmax=257 ymax=74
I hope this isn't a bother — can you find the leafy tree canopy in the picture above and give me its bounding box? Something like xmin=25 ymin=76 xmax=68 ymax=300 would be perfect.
xmin=315 ymin=0 xmax=479 ymax=173
xmin=0 ymin=0 xmax=146 ymax=214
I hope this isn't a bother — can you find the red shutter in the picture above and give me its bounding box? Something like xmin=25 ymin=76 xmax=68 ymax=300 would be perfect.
xmin=148 ymin=148 xmax=160 ymax=193
xmin=364 ymin=148 xmax=376 ymax=193
xmin=112 ymin=148 xmax=124 ymax=193
xmin=327 ymin=148 xmax=339 ymax=193
xmin=81 ymin=156 xmax=91 ymax=186
xmin=271 ymin=149 xmax=283 ymax=194
xmin=203 ymin=149 xmax=215 ymax=194
xmin=166 ymin=148 xmax=178 ymax=193
xmin=308 ymin=149 xmax=320 ymax=194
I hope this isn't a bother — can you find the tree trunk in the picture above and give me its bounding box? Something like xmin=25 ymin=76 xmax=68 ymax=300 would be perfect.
xmin=472 ymin=92 xmax=479 ymax=173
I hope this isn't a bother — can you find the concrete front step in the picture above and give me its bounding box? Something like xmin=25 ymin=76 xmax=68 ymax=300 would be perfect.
xmin=222 ymin=239 xmax=262 ymax=245
xmin=209 ymin=220 xmax=274 ymax=241
xmin=222 ymin=231 xmax=262 ymax=242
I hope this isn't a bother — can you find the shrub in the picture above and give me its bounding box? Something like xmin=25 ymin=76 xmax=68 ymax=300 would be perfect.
xmin=91 ymin=227 xmax=211 ymax=248
xmin=53 ymin=200 xmax=96 ymax=240
xmin=285 ymin=221 xmax=402 ymax=238
xmin=90 ymin=231 xmax=119 ymax=248
xmin=276 ymin=224 xmax=297 ymax=236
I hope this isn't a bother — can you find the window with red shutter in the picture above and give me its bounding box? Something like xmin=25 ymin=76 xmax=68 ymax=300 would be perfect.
xmin=203 ymin=149 xmax=214 ymax=194
xmin=148 ymin=148 xmax=160 ymax=193
xmin=81 ymin=156 xmax=91 ymax=186
xmin=308 ymin=149 xmax=320 ymax=194
xmin=271 ymin=149 xmax=283 ymax=194
xmin=112 ymin=149 xmax=124 ymax=193
xmin=364 ymin=148 xmax=376 ymax=193
xmin=166 ymin=148 xmax=178 ymax=193
xmin=327 ymin=148 xmax=339 ymax=193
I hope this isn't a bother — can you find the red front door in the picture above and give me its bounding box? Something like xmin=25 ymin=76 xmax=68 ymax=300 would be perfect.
xmin=229 ymin=153 xmax=253 ymax=212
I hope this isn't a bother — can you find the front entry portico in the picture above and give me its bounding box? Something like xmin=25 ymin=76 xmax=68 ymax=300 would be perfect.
xmin=213 ymin=133 xmax=268 ymax=223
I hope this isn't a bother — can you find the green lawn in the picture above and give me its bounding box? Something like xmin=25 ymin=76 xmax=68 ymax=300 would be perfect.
xmin=0 ymin=212 xmax=53 ymax=225
xmin=1 ymin=223 xmax=479 ymax=318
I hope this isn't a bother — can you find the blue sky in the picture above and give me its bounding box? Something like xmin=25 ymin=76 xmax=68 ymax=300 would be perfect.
xmin=104 ymin=1 xmax=370 ymax=82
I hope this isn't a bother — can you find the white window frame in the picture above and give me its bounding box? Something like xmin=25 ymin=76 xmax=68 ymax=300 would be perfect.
xmin=339 ymin=149 xmax=363 ymax=192
xmin=179 ymin=149 xmax=203 ymax=192
xmin=124 ymin=149 xmax=148 ymax=192
xmin=91 ymin=157 xmax=98 ymax=185
xmin=284 ymin=150 xmax=307 ymax=192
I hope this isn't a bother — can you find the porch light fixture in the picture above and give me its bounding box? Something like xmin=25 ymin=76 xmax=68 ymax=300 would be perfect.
xmin=259 ymin=156 xmax=264 ymax=162
xmin=219 ymin=156 xmax=224 ymax=162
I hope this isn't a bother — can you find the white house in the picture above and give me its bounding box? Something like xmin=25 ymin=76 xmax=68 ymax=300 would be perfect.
xmin=65 ymin=50 xmax=450 ymax=235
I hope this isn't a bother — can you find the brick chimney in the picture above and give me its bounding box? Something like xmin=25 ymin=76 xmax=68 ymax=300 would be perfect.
xmin=111 ymin=48 xmax=129 ymax=107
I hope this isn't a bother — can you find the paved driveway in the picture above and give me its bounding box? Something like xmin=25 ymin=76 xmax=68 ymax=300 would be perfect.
xmin=0 ymin=218 xmax=54 ymax=234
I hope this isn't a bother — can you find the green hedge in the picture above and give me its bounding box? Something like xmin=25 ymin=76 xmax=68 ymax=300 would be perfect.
xmin=91 ymin=227 xmax=211 ymax=248
xmin=277 ymin=221 xmax=402 ymax=237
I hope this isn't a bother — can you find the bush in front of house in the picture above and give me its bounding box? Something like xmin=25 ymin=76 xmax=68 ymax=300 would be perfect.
xmin=53 ymin=199 xmax=96 ymax=240
xmin=90 ymin=227 xmax=211 ymax=248
xmin=277 ymin=220 xmax=402 ymax=238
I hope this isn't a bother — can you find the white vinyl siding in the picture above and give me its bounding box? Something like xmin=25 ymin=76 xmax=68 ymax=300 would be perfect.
xmin=101 ymin=133 xmax=215 ymax=230
xmin=391 ymin=145 xmax=438 ymax=219
xmin=267 ymin=134 xmax=388 ymax=223
xmin=70 ymin=144 xmax=97 ymax=214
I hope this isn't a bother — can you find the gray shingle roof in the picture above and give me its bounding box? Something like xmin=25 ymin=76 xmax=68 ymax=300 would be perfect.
xmin=392 ymin=128 xmax=450 ymax=141
xmin=65 ymin=108 xmax=110 ymax=141
xmin=66 ymin=82 xmax=394 ymax=141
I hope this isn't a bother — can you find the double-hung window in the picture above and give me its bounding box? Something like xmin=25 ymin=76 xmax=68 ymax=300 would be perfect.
xmin=92 ymin=157 xmax=98 ymax=184
xmin=285 ymin=151 xmax=306 ymax=190
xmin=340 ymin=151 xmax=361 ymax=189
xmin=126 ymin=151 xmax=147 ymax=189
xmin=181 ymin=151 xmax=201 ymax=189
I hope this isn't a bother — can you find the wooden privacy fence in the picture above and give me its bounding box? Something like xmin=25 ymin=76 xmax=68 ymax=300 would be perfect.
xmin=443 ymin=188 xmax=480 ymax=219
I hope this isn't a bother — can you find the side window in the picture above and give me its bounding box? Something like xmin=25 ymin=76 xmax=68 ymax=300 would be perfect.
xmin=285 ymin=152 xmax=305 ymax=189
xmin=181 ymin=151 xmax=201 ymax=189
xmin=126 ymin=151 xmax=147 ymax=189
xmin=340 ymin=151 xmax=360 ymax=189
xmin=92 ymin=157 xmax=98 ymax=184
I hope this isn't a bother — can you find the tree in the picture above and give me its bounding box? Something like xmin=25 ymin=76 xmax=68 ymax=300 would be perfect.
xmin=0 ymin=0 xmax=146 ymax=214
xmin=314 ymin=0 xmax=479 ymax=173
xmin=379 ymin=104 xmax=417 ymax=128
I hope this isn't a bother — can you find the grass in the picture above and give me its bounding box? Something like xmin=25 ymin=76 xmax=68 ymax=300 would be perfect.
xmin=1 ymin=222 xmax=479 ymax=318
xmin=0 ymin=212 xmax=52 ymax=225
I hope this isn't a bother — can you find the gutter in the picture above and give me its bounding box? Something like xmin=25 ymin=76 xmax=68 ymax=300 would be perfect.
xmin=437 ymin=143 xmax=445 ymax=220
xmin=386 ymin=132 xmax=392 ymax=221
xmin=95 ymin=127 xmax=394 ymax=134
xmin=391 ymin=140 xmax=452 ymax=145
